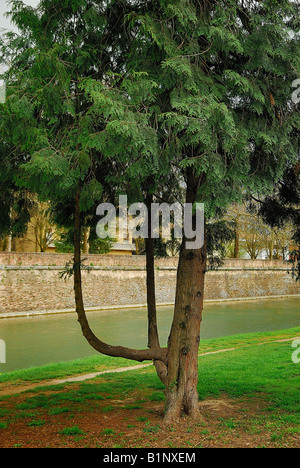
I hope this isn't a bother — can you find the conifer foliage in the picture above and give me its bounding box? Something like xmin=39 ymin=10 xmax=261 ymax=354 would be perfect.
xmin=0 ymin=0 xmax=299 ymax=422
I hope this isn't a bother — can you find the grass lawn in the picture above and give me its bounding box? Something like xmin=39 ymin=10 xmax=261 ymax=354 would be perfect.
xmin=0 ymin=326 xmax=299 ymax=384
xmin=0 ymin=327 xmax=299 ymax=448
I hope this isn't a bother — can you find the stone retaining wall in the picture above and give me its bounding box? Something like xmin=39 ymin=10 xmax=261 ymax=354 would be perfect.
xmin=0 ymin=254 xmax=299 ymax=315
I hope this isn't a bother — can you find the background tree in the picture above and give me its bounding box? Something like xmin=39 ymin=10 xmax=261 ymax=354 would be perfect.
xmin=254 ymin=162 xmax=300 ymax=279
xmin=27 ymin=201 xmax=57 ymax=252
xmin=0 ymin=133 xmax=34 ymax=250
xmin=224 ymin=200 xmax=295 ymax=260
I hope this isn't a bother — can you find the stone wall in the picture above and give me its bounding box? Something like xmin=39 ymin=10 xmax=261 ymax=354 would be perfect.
xmin=0 ymin=253 xmax=299 ymax=316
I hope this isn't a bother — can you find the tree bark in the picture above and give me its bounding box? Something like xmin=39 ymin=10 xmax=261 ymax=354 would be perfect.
xmin=164 ymin=169 xmax=207 ymax=424
xmin=269 ymin=232 xmax=274 ymax=260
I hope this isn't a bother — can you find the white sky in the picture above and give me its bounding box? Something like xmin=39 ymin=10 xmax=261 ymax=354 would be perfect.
xmin=0 ymin=0 xmax=39 ymax=80
xmin=0 ymin=0 xmax=16 ymax=33
xmin=0 ymin=0 xmax=39 ymax=32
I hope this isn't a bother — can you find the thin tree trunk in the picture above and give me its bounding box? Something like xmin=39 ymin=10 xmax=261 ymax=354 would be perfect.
xmin=83 ymin=227 xmax=90 ymax=255
xmin=5 ymin=207 xmax=12 ymax=252
xmin=234 ymin=216 xmax=240 ymax=259
xmin=73 ymin=186 xmax=167 ymax=364
xmin=269 ymin=232 xmax=274 ymax=260
xmin=164 ymin=169 xmax=207 ymax=424
xmin=4 ymin=234 xmax=12 ymax=252
xmin=145 ymin=192 xmax=168 ymax=386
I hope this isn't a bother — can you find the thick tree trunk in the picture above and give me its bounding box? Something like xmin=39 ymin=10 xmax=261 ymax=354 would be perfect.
xmin=164 ymin=243 xmax=206 ymax=423
xmin=164 ymin=170 xmax=207 ymax=424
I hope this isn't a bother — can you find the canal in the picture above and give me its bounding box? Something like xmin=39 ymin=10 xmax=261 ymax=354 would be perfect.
xmin=0 ymin=297 xmax=299 ymax=372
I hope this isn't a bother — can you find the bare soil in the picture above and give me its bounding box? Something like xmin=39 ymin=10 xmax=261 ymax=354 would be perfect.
xmin=0 ymin=384 xmax=299 ymax=448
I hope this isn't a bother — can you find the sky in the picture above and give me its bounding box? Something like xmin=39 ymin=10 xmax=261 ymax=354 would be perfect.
xmin=0 ymin=0 xmax=39 ymax=32
xmin=0 ymin=0 xmax=39 ymax=80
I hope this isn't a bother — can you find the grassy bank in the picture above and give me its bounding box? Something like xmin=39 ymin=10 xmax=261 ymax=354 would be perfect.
xmin=0 ymin=326 xmax=299 ymax=384
xmin=0 ymin=327 xmax=299 ymax=448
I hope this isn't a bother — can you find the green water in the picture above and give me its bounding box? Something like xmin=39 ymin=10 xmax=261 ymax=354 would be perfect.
xmin=0 ymin=297 xmax=299 ymax=372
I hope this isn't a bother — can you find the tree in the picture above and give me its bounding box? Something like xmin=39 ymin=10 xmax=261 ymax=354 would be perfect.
xmin=255 ymin=163 xmax=300 ymax=278
xmin=122 ymin=0 xmax=300 ymax=422
xmin=26 ymin=201 xmax=57 ymax=252
xmin=0 ymin=135 xmax=34 ymax=248
xmin=224 ymin=202 xmax=268 ymax=258
xmin=224 ymin=199 xmax=296 ymax=260
xmin=1 ymin=0 xmax=299 ymax=424
xmin=1 ymin=0 xmax=169 ymax=378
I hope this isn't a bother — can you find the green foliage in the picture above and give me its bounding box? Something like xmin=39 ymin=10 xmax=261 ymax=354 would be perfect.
xmin=129 ymin=0 xmax=300 ymax=215
xmin=54 ymin=227 xmax=114 ymax=254
xmin=59 ymin=425 xmax=85 ymax=436
xmin=79 ymin=179 xmax=103 ymax=212
xmin=206 ymin=219 xmax=235 ymax=269
xmin=0 ymin=0 xmax=299 ymax=254
xmin=89 ymin=238 xmax=114 ymax=255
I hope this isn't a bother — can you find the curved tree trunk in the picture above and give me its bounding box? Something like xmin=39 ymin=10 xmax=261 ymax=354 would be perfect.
xmin=73 ymin=186 xmax=167 ymax=364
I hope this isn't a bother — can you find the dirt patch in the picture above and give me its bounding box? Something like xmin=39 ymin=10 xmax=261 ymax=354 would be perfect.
xmin=0 ymin=364 xmax=152 ymax=398
xmin=0 ymin=386 xmax=299 ymax=448
xmin=1 ymin=334 xmax=299 ymax=448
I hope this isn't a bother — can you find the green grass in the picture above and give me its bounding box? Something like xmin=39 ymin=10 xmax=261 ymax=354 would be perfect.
xmin=197 ymin=326 xmax=300 ymax=353
xmin=1 ymin=326 xmax=299 ymax=385
xmin=197 ymin=341 xmax=300 ymax=414
xmin=21 ymin=332 xmax=298 ymax=417
xmin=59 ymin=426 xmax=85 ymax=436
xmin=102 ymin=428 xmax=115 ymax=436
xmin=0 ymin=354 xmax=139 ymax=383
xmin=1 ymin=327 xmax=299 ymax=422
xmin=28 ymin=419 xmax=46 ymax=427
